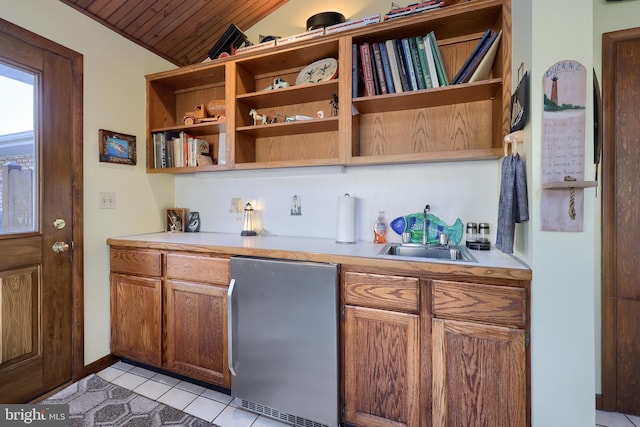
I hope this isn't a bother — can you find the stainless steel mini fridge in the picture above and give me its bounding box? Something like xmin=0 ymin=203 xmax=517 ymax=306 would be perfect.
xmin=228 ymin=256 xmax=339 ymax=427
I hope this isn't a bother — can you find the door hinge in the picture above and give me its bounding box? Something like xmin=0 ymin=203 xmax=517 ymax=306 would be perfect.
xmin=525 ymin=331 xmax=530 ymax=348
xmin=341 ymin=305 xmax=345 ymax=319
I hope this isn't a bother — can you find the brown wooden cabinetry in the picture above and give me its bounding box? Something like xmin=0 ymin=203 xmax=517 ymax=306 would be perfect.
xmin=145 ymin=0 xmax=511 ymax=173
xmin=342 ymin=272 xmax=530 ymax=427
xmin=165 ymin=253 xmax=230 ymax=387
xmin=110 ymin=249 xmax=162 ymax=367
xmin=431 ymin=279 xmax=528 ymax=427
xmin=342 ymin=271 xmax=421 ymax=427
xmin=110 ymin=273 xmax=162 ymax=367
xmin=109 ymin=248 xmax=231 ymax=387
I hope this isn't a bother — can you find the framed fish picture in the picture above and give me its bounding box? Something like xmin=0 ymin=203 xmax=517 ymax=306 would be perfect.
xmin=99 ymin=129 xmax=136 ymax=165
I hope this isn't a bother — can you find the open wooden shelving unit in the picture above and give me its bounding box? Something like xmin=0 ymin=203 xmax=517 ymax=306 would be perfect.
xmin=145 ymin=0 xmax=512 ymax=173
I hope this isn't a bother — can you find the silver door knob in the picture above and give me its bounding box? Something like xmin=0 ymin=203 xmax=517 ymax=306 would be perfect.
xmin=52 ymin=241 xmax=70 ymax=253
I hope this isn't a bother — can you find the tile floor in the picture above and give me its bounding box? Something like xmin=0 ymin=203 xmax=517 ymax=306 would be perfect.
xmin=100 ymin=360 xmax=638 ymax=427
xmin=597 ymin=410 xmax=640 ymax=427
xmin=98 ymin=361 xmax=289 ymax=427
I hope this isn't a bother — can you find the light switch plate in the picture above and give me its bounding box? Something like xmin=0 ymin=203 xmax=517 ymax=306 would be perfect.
xmin=230 ymin=197 xmax=243 ymax=213
xmin=99 ymin=192 xmax=115 ymax=209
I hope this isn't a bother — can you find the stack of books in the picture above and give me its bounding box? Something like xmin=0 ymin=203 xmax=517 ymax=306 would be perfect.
xmin=450 ymin=29 xmax=503 ymax=84
xmin=353 ymin=31 xmax=449 ymax=97
xmin=153 ymin=131 xmax=213 ymax=168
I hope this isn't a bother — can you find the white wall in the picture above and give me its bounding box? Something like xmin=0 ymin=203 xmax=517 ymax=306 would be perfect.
xmin=1 ymin=0 xmax=175 ymax=363
xmin=524 ymin=0 xmax=596 ymax=426
xmin=176 ymin=162 xmax=500 ymax=241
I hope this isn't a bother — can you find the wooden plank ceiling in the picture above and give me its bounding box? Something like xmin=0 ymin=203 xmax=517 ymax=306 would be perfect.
xmin=59 ymin=0 xmax=289 ymax=66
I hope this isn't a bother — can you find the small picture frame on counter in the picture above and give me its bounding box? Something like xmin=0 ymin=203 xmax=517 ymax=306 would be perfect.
xmin=165 ymin=208 xmax=187 ymax=232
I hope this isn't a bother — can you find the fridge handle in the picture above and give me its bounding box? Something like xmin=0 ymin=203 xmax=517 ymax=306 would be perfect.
xmin=227 ymin=278 xmax=237 ymax=377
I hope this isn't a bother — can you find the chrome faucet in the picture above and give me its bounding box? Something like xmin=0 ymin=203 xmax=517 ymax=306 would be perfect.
xmin=423 ymin=204 xmax=430 ymax=245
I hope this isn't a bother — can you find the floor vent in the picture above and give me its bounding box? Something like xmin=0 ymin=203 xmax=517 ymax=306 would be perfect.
xmin=240 ymin=399 xmax=328 ymax=427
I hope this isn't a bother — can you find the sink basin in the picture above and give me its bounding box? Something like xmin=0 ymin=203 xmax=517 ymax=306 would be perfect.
xmin=380 ymin=243 xmax=476 ymax=262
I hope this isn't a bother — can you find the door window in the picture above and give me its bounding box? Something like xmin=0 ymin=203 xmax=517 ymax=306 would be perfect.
xmin=0 ymin=62 xmax=36 ymax=234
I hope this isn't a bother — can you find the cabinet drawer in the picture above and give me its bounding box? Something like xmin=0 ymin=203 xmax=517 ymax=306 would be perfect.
xmin=166 ymin=253 xmax=230 ymax=285
xmin=110 ymin=249 xmax=161 ymax=277
xmin=344 ymin=271 xmax=419 ymax=313
xmin=432 ymin=280 xmax=526 ymax=327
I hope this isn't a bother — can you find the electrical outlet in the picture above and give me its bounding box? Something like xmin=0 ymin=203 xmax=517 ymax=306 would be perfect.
xmin=99 ymin=192 xmax=115 ymax=209
xmin=290 ymin=195 xmax=302 ymax=216
xmin=230 ymin=197 xmax=243 ymax=213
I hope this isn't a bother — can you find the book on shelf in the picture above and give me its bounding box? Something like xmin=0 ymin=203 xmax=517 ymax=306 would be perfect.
xmin=466 ymin=30 xmax=502 ymax=83
xmin=408 ymin=37 xmax=427 ymax=90
xmin=153 ymin=131 xmax=179 ymax=169
xmin=385 ymin=39 xmax=403 ymax=93
xmin=359 ymin=42 xmax=376 ymax=96
xmin=153 ymin=133 xmax=163 ymax=168
xmin=276 ymin=28 xmax=325 ymax=47
xmin=197 ymin=155 xmax=214 ymax=166
xmin=392 ymin=39 xmax=411 ymax=92
xmin=401 ymin=38 xmax=418 ymax=91
xmin=371 ymin=43 xmax=389 ymax=94
xmin=427 ymin=31 xmax=449 ymax=86
xmin=235 ymin=39 xmax=276 ymax=56
xmin=384 ymin=0 xmax=442 ymax=20
xmin=378 ymin=42 xmax=396 ymax=94
xmin=423 ymin=34 xmax=440 ymax=88
xmin=352 ymin=43 xmax=359 ymax=97
xmin=450 ymin=29 xmax=492 ymax=84
xmin=325 ymin=14 xmax=381 ymax=35
xmin=152 ymin=131 xmax=213 ymax=169
xmin=415 ymin=36 xmax=434 ymax=89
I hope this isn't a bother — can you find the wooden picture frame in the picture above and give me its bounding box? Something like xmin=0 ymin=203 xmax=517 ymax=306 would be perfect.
xmin=165 ymin=208 xmax=187 ymax=232
xmin=99 ymin=129 xmax=136 ymax=165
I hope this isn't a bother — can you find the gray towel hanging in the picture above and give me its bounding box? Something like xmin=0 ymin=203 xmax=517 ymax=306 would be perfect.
xmin=496 ymin=154 xmax=529 ymax=254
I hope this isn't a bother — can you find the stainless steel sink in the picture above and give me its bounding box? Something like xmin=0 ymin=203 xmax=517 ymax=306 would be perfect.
xmin=380 ymin=243 xmax=476 ymax=262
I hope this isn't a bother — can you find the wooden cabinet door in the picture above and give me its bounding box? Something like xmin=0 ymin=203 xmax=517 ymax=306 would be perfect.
xmin=110 ymin=273 xmax=162 ymax=366
xmin=165 ymin=280 xmax=230 ymax=387
xmin=432 ymin=318 xmax=527 ymax=427
xmin=343 ymin=305 xmax=420 ymax=427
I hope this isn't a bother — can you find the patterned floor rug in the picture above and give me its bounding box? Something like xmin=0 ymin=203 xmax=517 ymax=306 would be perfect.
xmin=42 ymin=374 xmax=219 ymax=426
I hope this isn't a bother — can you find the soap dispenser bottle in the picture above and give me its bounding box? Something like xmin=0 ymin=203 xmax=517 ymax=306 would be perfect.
xmin=374 ymin=211 xmax=387 ymax=244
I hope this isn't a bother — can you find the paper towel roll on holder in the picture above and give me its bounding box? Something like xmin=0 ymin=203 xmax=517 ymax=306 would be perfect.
xmin=336 ymin=193 xmax=356 ymax=244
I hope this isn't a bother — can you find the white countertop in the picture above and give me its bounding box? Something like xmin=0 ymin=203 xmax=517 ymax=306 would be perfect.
xmin=108 ymin=231 xmax=530 ymax=272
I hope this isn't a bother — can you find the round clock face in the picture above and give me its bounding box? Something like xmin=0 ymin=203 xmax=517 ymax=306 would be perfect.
xmin=296 ymin=58 xmax=338 ymax=85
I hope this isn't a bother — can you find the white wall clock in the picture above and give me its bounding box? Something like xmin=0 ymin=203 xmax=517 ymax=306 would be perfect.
xmin=296 ymin=58 xmax=338 ymax=85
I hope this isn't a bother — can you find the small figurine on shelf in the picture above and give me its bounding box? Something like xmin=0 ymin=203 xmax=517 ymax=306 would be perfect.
xmin=330 ymin=94 xmax=339 ymax=116
xmin=270 ymin=112 xmax=287 ymax=124
xmin=261 ymin=77 xmax=290 ymax=91
xmin=249 ymin=108 xmax=268 ymax=125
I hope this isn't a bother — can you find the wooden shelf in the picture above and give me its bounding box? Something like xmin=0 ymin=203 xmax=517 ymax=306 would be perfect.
xmin=348 ymin=148 xmax=503 ymax=166
xmin=145 ymin=0 xmax=512 ymax=173
xmin=237 ymin=117 xmax=338 ymax=138
xmin=237 ymin=80 xmax=339 ymax=109
xmin=543 ymin=181 xmax=598 ymax=189
xmin=353 ymin=79 xmax=502 ymax=114
xmin=147 ymin=164 xmax=229 ymax=174
xmin=151 ymin=122 xmax=226 ymax=137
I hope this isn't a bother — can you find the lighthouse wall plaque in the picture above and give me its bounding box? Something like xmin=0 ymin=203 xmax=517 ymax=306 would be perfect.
xmin=541 ymin=60 xmax=587 ymax=232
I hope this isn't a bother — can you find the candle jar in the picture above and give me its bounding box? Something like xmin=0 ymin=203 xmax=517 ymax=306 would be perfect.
xmin=466 ymin=222 xmax=478 ymax=242
xmin=478 ymin=223 xmax=490 ymax=243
